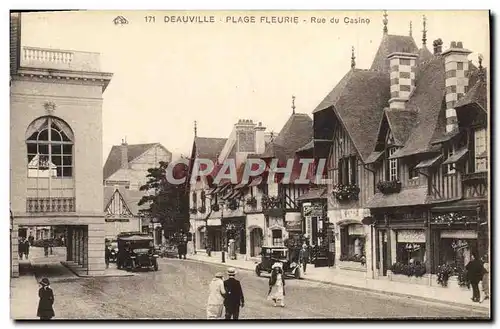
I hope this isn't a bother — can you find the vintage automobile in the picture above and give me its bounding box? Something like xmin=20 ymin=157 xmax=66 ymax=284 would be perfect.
xmin=255 ymin=246 xmax=301 ymax=279
xmin=116 ymin=232 xmax=159 ymax=271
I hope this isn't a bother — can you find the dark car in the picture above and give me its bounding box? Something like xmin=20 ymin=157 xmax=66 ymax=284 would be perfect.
xmin=255 ymin=246 xmax=301 ymax=279
xmin=116 ymin=233 xmax=158 ymax=272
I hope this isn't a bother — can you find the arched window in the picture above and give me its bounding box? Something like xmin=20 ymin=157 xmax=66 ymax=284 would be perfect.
xmin=26 ymin=116 xmax=74 ymax=178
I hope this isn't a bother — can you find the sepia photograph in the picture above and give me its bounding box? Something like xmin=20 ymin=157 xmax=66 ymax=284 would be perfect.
xmin=9 ymin=9 xmax=490 ymax=320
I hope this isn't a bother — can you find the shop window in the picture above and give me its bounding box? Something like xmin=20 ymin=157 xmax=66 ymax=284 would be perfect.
xmin=272 ymin=229 xmax=283 ymax=246
xmin=338 ymin=156 xmax=357 ymax=185
xmin=439 ymin=238 xmax=477 ymax=269
xmin=474 ymin=128 xmax=487 ymax=172
xmin=396 ymin=243 xmax=426 ymax=264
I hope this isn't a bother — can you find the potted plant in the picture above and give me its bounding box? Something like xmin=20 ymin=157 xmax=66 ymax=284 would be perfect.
xmin=211 ymin=204 xmax=220 ymax=212
xmin=436 ymin=264 xmax=454 ymax=287
xmin=198 ymin=205 xmax=206 ymax=214
xmin=246 ymin=196 xmax=257 ymax=208
xmin=189 ymin=207 xmax=197 ymax=215
xmin=332 ymin=184 xmax=360 ymax=201
xmin=376 ymin=180 xmax=402 ymax=194
xmin=228 ymin=199 xmax=238 ymax=211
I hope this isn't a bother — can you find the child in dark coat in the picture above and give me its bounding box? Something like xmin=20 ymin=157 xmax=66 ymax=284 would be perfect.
xmin=37 ymin=278 xmax=55 ymax=320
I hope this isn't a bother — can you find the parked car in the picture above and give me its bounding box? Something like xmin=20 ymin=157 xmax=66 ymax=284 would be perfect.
xmin=116 ymin=233 xmax=159 ymax=272
xmin=255 ymin=246 xmax=301 ymax=279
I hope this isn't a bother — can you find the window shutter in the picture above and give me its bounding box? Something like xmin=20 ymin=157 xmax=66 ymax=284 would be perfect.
xmin=350 ymin=156 xmax=357 ymax=185
xmin=338 ymin=158 xmax=343 ymax=184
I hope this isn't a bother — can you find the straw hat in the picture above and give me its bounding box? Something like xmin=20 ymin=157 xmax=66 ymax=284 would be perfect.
xmin=215 ymin=272 xmax=224 ymax=278
xmin=227 ymin=267 xmax=236 ymax=276
xmin=39 ymin=278 xmax=50 ymax=286
xmin=272 ymin=262 xmax=283 ymax=269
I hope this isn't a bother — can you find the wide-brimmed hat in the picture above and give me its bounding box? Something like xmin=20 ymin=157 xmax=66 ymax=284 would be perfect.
xmin=39 ymin=278 xmax=50 ymax=286
xmin=215 ymin=272 xmax=224 ymax=278
xmin=227 ymin=267 xmax=236 ymax=276
xmin=272 ymin=262 xmax=283 ymax=269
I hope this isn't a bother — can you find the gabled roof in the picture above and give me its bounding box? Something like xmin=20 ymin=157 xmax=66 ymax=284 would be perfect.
xmin=193 ymin=137 xmax=227 ymax=161
xmin=103 ymin=186 xmax=148 ymax=216
xmin=385 ymin=108 xmax=418 ymax=146
xmin=103 ymin=143 xmax=161 ymax=180
xmin=455 ymin=71 xmax=487 ymax=112
xmin=370 ymin=34 xmax=419 ymax=72
xmin=391 ymin=56 xmax=447 ymax=158
xmin=262 ymin=113 xmax=313 ymax=161
xmin=313 ymin=69 xmax=391 ymax=161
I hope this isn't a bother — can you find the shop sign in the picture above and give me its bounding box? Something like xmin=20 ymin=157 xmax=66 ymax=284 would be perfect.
xmin=207 ymin=218 xmax=221 ymax=226
xmin=303 ymin=203 xmax=323 ymax=217
xmin=451 ymin=239 xmax=469 ymax=251
xmin=348 ymin=224 xmax=364 ymax=236
xmin=397 ymin=230 xmax=426 ymax=243
xmin=440 ymin=230 xmax=477 ymax=239
xmin=341 ymin=208 xmax=371 ymax=221
xmin=305 ymin=217 xmax=312 ymax=238
xmin=404 ymin=243 xmax=422 ymax=251
xmin=269 ymin=217 xmax=283 ymax=228
xmin=285 ymin=218 xmax=302 ymax=231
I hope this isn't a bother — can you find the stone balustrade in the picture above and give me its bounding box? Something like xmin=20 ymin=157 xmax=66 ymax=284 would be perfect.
xmin=21 ymin=46 xmax=101 ymax=72
xmin=26 ymin=197 xmax=76 ymax=213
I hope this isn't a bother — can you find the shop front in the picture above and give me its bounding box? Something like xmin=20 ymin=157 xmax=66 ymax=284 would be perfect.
xmin=206 ymin=218 xmax=222 ymax=252
xmin=246 ymin=213 xmax=265 ymax=258
xmin=221 ymin=216 xmax=246 ymax=258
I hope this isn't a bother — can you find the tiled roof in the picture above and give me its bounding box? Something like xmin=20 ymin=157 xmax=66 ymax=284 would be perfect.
xmin=313 ymin=69 xmax=391 ymax=161
xmin=263 ymin=113 xmax=313 ymax=161
xmin=391 ymin=57 xmax=447 ymax=158
xmin=385 ymin=108 xmax=418 ymax=146
xmin=416 ymin=46 xmax=433 ymax=65
xmin=103 ymin=186 xmax=148 ymax=215
xmin=454 ymin=72 xmax=487 ymax=112
xmin=370 ymin=34 xmax=419 ymax=72
xmin=366 ymin=187 xmax=427 ymax=208
xmin=103 ymin=143 xmax=160 ymax=180
xmin=194 ymin=137 xmax=227 ymax=161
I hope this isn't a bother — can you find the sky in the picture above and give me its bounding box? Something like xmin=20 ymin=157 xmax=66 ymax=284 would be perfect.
xmin=19 ymin=10 xmax=490 ymax=161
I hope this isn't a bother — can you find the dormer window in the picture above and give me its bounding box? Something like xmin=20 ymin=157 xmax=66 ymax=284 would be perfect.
xmin=443 ymin=146 xmax=456 ymax=175
xmin=387 ymin=147 xmax=399 ymax=181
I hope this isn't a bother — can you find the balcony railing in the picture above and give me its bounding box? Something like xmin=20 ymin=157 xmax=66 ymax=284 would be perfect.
xmin=21 ymin=46 xmax=101 ymax=72
xmin=26 ymin=197 xmax=75 ymax=213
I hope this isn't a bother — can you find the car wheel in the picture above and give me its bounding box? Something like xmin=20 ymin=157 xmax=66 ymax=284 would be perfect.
xmin=255 ymin=265 xmax=261 ymax=277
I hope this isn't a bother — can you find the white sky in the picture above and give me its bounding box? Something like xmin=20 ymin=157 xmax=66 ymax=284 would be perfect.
xmin=19 ymin=10 xmax=489 ymax=161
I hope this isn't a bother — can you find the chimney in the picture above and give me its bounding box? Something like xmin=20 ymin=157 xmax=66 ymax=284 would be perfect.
xmin=433 ymin=38 xmax=443 ymax=55
xmin=387 ymin=51 xmax=418 ymax=109
xmin=254 ymin=122 xmax=267 ymax=154
xmin=442 ymin=41 xmax=472 ymax=133
xmin=120 ymin=139 xmax=128 ymax=169
xmin=235 ymin=119 xmax=256 ymax=153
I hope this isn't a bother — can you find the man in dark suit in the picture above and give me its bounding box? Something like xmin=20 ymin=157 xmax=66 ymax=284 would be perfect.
xmin=223 ymin=267 xmax=244 ymax=320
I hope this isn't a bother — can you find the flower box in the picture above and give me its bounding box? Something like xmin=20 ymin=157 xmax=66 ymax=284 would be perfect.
xmin=198 ymin=206 xmax=206 ymax=214
xmin=332 ymin=184 xmax=360 ymax=202
xmin=376 ymin=180 xmax=402 ymax=194
xmin=227 ymin=199 xmax=239 ymax=211
xmin=211 ymin=204 xmax=220 ymax=212
xmin=389 ymin=272 xmax=429 ymax=286
xmin=189 ymin=207 xmax=197 ymax=215
xmin=246 ymin=196 xmax=257 ymax=208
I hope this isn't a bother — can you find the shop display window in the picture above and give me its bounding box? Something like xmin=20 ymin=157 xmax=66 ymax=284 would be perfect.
xmin=396 ymin=243 xmax=426 ymax=264
xmin=439 ymin=238 xmax=477 ymax=269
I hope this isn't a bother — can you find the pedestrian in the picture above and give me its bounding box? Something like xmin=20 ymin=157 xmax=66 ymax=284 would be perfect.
xmin=223 ymin=267 xmax=244 ymax=320
xmin=299 ymin=244 xmax=309 ymax=274
xmin=24 ymin=239 xmax=30 ymax=259
xmin=28 ymin=234 xmax=35 ymax=246
xmin=481 ymin=254 xmax=489 ymax=303
xmin=206 ymin=272 xmax=226 ymax=319
xmin=18 ymin=238 xmax=25 ymax=260
xmin=465 ymin=252 xmax=486 ymax=302
xmin=105 ymin=245 xmax=111 ymax=269
xmin=267 ymin=263 xmax=286 ymax=307
xmin=43 ymin=240 xmax=49 ymax=257
xmin=37 ymin=278 xmax=55 ymax=320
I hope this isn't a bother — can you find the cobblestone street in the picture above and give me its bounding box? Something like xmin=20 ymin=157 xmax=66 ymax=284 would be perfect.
xmin=13 ymin=256 xmax=489 ymax=320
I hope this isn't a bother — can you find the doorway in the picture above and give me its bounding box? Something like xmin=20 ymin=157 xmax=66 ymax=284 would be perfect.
xmin=250 ymin=228 xmax=263 ymax=257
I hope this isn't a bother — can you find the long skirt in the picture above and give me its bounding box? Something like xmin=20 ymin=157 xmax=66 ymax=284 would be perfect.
xmin=267 ymin=284 xmax=284 ymax=305
xmin=206 ymin=304 xmax=224 ymax=319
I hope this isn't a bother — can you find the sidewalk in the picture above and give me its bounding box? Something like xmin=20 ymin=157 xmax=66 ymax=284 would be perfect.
xmin=187 ymin=252 xmax=490 ymax=314
xmin=10 ymin=261 xmax=39 ymax=320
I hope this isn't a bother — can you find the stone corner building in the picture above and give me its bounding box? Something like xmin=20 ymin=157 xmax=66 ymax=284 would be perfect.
xmin=10 ymin=13 xmax=113 ymax=277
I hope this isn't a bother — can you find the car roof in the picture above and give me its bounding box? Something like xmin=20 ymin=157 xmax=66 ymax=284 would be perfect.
xmin=261 ymin=246 xmax=288 ymax=249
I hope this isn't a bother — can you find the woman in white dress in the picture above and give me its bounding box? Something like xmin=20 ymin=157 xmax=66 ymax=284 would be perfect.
xmin=267 ymin=263 xmax=286 ymax=307
xmin=206 ymin=272 xmax=226 ymax=319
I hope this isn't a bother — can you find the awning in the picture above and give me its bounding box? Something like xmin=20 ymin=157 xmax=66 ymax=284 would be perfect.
xmin=415 ymin=154 xmax=443 ymax=169
xmin=234 ymin=183 xmax=247 ymax=189
xmin=366 ymin=188 xmax=427 ymax=209
xmin=431 ymin=199 xmax=487 ymax=212
xmin=221 ymin=189 xmax=234 ymax=200
xmin=248 ymin=176 xmax=263 ymax=187
xmin=296 ymin=187 xmax=327 ymax=201
xmin=442 ymin=147 xmax=469 ymax=165
xmin=365 ymin=151 xmax=384 ymax=164
xmin=206 ymin=187 xmax=217 ymax=195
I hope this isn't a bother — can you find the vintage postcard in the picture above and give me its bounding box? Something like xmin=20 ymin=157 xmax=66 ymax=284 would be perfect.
xmin=9 ymin=10 xmax=490 ymax=320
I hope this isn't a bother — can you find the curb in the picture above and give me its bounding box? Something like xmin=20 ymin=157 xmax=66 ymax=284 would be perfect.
xmin=60 ymin=262 xmax=135 ymax=278
xmin=181 ymin=258 xmax=490 ymax=314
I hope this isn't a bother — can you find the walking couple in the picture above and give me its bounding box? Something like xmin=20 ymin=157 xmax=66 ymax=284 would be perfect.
xmin=206 ymin=267 xmax=245 ymax=320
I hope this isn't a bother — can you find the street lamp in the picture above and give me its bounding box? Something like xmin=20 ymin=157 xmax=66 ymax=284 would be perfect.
xmin=219 ymin=199 xmax=226 ymax=263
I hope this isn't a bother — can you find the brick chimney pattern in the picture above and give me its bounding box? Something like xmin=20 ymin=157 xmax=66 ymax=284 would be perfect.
xmin=388 ymin=52 xmax=418 ymax=110
xmin=120 ymin=140 xmax=128 ymax=169
xmin=442 ymin=41 xmax=472 ymax=133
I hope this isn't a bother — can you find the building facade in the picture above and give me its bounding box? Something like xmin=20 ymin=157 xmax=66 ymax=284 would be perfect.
xmin=10 ymin=13 xmax=113 ymax=277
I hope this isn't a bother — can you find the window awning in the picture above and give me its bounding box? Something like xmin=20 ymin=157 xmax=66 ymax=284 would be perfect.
xmin=415 ymin=154 xmax=443 ymax=169
xmin=206 ymin=187 xmax=217 ymax=195
xmin=442 ymin=148 xmax=469 ymax=165
xmin=234 ymin=182 xmax=247 ymax=189
xmin=296 ymin=187 xmax=327 ymax=201
xmin=365 ymin=151 xmax=384 ymax=164
xmin=221 ymin=189 xmax=234 ymax=200
xmin=248 ymin=176 xmax=263 ymax=187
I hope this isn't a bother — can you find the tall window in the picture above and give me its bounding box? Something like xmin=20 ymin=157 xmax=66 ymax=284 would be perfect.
xmin=192 ymin=191 xmax=197 ymax=208
xmin=444 ymin=146 xmax=456 ymax=175
xmin=26 ymin=116 xmax=74 ymax=178
xmin=474 ymin=128 xmax=487 ymax=172
xmin=388 ymin=147 xmax=399 ymax=181
xmin=338 ymin=155 xmax=357 ymax=185
xmin=272 ymin=229 xmax=283 ymax=246
xmin=201 ymin=191 xmax=206 ymax=208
